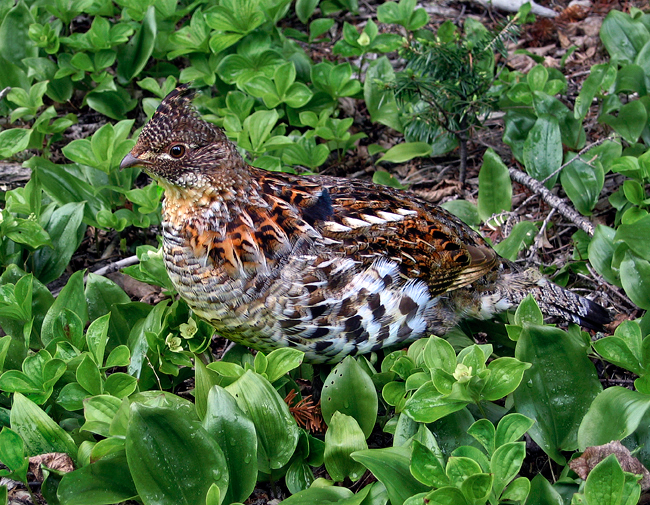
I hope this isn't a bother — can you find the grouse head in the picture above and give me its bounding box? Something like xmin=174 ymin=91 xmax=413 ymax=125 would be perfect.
xmin=120 ymin=84 xmax=243 ymax=191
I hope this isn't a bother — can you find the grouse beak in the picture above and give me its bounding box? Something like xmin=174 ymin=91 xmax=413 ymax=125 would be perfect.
xmin=120 ymin=152 xmax=149 ymax=170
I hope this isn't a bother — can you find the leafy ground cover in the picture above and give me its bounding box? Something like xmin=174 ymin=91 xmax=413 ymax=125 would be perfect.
xmin=1 ymin=0 xmax=650 ymax=504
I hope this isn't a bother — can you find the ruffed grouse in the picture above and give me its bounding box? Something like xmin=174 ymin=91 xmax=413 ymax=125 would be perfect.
xmin=121 ymin=85 xmax=609 ymax=363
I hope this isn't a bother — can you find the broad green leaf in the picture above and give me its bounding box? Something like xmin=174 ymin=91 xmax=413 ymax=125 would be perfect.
xmin=467 ymin=419 xmax=495 ymax=455
xmin=495 ymin=413 xmax=535 ymax=448
xmin=477 ymin=148 xmax=512 ymax=221
xmin=324 ymin=412 xmax=367 ymax=482
xmin=32 ymin=202 xmax=85 ymax=285
xmin=86 ymin=313 xmax=110 ymax=366
xmin=116 ymin=6 xmax=156 ymax=84
xmin=226 ymin=370 xmax=299 ymax=472
xmin=321 ymin=356 xmax=377 ymax=439
xmin=265 ymin=348 xmax=304 ymax=383
xmin=600 ymin=100 xmax=647 ymax=144
xmin=203 ymin=386 xmax=257 ymax=504
xmin=76 ymin=354 xmax=102 ymax=396
xmin=527 ymin=474 xmax=563 ymax=505
xmin=0 ymin=0 xmax=37 ymax=69
xmin=441 ymin=200 xmax=479 ymax=228
xmin=410 ymin=439 xmax=448 ymax=487
xmin=372 ymin=170 xmax=407 ymax=189
xmin=0 ymin=427 xmax=27 ymax=479
xmin=352 ymin=445 xmax=429 ymax=505
xmin=481 ymin=357 xmax=531 ymax=401
xmin=446 ymin=456 xmax=482 ymax=487
xmin=560 ymin=153 xmax=605 ymax=216
xmin=0 ymin=128 xmax=31 ymax=158
xmin=103 ymin=373 xmax=137 ymax=398
xmin=514 ymin=295 xmax=544 ymax=326
xmin=126 ymin=404 xmax=228 ymax=505
xmin=57 ymin=452 xmax=138 ymax=505
xmin=593 ymin=336 xmax=643 ymax=375
xmin=286 ymin=458 xmax=315 ymax=494
xmin=588 ymin=225 xmax=620 ymax=286
xmin=615 ymin=215 xmax=650 ymax=263
xmin=10 ymin=393 xmax=77 ymax=460
xmin=600 ymin=10 xmax=650 ymax=63
xmin=578 ymin=387 xmax=650 ymax=449
xmin=403 ymin=381 xmax=469 ymax=423
xmin=491 ymin=442 xmax=525 ymax=498
xmin=513 ymin=325 xmax=601 ymax=464
xmin=279 ymin=486 xmax=353 ymax=505
xmin=522 ymin=115 xmax=562 ymax=188
xmin=422 ymin=336 xmax=456 ymax=374
xmin=41 ymin=270 xmax=87 ymax=348
xmin=584 ymin=454 xmax=625 ymax=505
xmin=620 ymin=251 xmax=650 ymax=309
xmin=377 ymin=142 xmax=431 ymax=164
xmin=84 ymin=274 xmax=130 ymax=324
xmin=364 ymin=57 xmax=402 ymax=131
xmin=493 ymin=221 xmax=538 ymax=261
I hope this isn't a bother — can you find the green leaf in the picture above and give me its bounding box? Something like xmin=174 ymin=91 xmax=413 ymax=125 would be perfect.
xmin=491 ymin=442 xmax=525 ymax=497
xmin=86 ymin=313 xmax=111 ymax=366
xmin=410 ymin=439 xmax=448 ymax=487
xmin=620 ymin=251 xmax=650 ymax=309
xmin=76 ymin=354 xmax=102 ymax=396
xmin=584 ymin=454 xmax=625 ymax=505
xmin=0 ymin=0 xmax=36 ymax=69
xmin=441 ymin=200 xmax=479 ymax=228
xmin=32 ymin=202 xmax=85 ymax=285
xmin=203 ymin=386 xmax=257 ymax=504
xmin=280 ymin=486 xmax=354 ymax=505
xmin=600 ymin=100 xmax=648 ymax=144
xmin=560 ymin=153 xmax=604 ymax=216
xmin=495 ymin=413 xmax=535 ymax=448
xmin=116 ymin=6 xmax=156 ymax=84
xmin=0 ymin=427 xmax=27 ymax=480
xmin=477 ymin=148 xmax=512 ymax=221
xmin=513 ymin=325 xmax=601 ymax=464
xmin=377 ymin=142 xmax=432 ymax=164
xmin=588 ymin=225 xmax=620 ymax=286
xmin=85 ymin=274 xmax=130 ymax=322
xmin=296 ymin=0 xmax=319 ymax=23
xmin=514 ymin=294 xmax=544 ymax=326
xmin=600 ymin=10 xmax=650 ymax=63
xmin=352 ymin=445 xmax=429 ymax=505
xmin=481 ymin=357 xmax=531 ymax=401
xmin=578 ymin=387 xmax=650 ymax=449
xmin=0 ymin=128 xmax=31 ymax=158
xmin=226 ymin=370 xmax=299 ymax=472
xmin=493 ymin=221 xmax=538 ymax=261
xmin=422 ymin=336 xmax=456 ymax=374
xmin=467 ymin=419 xmax=496 ymax=456
xmin=10 ymin=393 xmax=77 ymax=460
xmin=265 ymin=348 xmax=304 ymax=383
xmin=57 ymin=453 xmax=138 ymax=505
xmin=321 ymin=356 xmax=377 ymax=439
xmin=364 ymin=57 xmax=402 ymax=131
xmin=527 ymin=474 xmax=563 ymax=505
xmin=324 ymin=412 xmax=368 ymax=482
xmin=402 ymin=381 xmax=469 ymax=423
xmin=523 ymin=114 xmax=562 ymax=188
xmin=41 ymin=270 xmax=87 ymax=348
xmin=372 ymin=170 xmax=407 ymax=190
xmin=126 ymin=403 xmax=228 ymax=505
xmin=104 ymin=373 xmax=137 ymax=398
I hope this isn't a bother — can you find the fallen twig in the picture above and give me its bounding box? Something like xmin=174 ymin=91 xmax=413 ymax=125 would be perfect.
xmin=508 ymin=167 xmax=595 ymax=236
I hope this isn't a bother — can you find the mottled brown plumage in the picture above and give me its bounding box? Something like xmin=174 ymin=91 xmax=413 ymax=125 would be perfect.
xmin=121 ymin=84 xmax=610 ymax=363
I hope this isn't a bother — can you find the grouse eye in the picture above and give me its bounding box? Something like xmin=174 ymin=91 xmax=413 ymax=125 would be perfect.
xmin=169 ymin=144 xmax=186 ymax=158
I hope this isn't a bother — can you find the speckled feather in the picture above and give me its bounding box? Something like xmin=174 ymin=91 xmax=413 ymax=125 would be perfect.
xmin=121 ymin=85 xmax=610 ymax=363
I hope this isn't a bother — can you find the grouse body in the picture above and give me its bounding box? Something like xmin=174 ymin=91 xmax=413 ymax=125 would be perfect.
xmin=121 ymin=85 xmax=609 ymax=363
